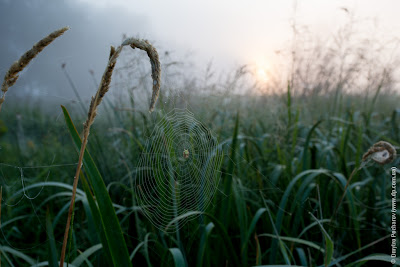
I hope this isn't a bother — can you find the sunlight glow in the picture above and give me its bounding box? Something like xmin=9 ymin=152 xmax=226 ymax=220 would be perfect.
xmin=257 ymin=68 xmax=268 ymax=82
xmin=254 ymin=61 xmax=271 ymax=83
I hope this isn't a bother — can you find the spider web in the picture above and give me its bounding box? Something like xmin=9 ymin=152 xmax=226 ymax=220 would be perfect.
xmin=135 ymin=108 xmax=223 ymax=233
xmin=0 ymin=102 xmax=79 ymax=257
xmin=0 ymin=55 xmax=87 ymax=258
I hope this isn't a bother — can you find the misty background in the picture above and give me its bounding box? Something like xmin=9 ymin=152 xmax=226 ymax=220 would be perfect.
xmin=1 ymin=0 xmax=400 ymax=110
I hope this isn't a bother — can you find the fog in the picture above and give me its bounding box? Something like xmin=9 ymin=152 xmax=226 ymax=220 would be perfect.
xmin=1 ymin=0 xmax=399 ymax=104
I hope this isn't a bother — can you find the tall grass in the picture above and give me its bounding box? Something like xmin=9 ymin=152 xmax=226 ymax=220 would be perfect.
xmin=0 ymin=24 xmax=399 ymax=267
xmin=1 ymin=92 xmax=399 ymax=266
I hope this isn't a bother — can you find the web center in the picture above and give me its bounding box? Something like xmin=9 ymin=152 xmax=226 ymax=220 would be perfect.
xmin=183 ymin=149 xmax=190 ymax=159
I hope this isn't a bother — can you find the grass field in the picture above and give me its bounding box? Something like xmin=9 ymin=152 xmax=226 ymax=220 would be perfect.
xmin=0 ymin=28 xmax=399 ymax=267
xmin=1 ymin=86 xmax=399 ymax=266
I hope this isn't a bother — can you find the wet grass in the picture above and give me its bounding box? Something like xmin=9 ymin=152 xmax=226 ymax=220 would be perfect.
xmin=0 ymin=88 xmax=399 ymax=266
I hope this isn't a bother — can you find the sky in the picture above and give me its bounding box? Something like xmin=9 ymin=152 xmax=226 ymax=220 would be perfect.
xmin=0 ymin=0 xmax=399 ymax=103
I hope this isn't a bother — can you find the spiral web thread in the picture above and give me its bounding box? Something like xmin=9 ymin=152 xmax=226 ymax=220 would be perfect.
xmin=135 ymin=108 xmax=223 ymax=232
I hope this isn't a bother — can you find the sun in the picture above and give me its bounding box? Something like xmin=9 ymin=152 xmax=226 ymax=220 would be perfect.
xmin=256 ymin=68 xmax=269 ymax=82
xmin=252 ymin=59 xmax=271 ymax=83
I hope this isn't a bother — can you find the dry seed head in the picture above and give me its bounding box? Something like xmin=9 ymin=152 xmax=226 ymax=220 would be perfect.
xmin=84 ymin=46 xmax=122 ymax=131
xmin=0 ymin=27 xmax=69 ymax=112
xmin=83 ymin=38 xmax=161 ymax=142
xmin=122 ymin=38 xmax=161 ymax=113
xmin=362 ymin=141 xmax=397 ymax=165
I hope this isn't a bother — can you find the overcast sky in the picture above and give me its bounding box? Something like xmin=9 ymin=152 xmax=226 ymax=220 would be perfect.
xmin=1 ymin=0 xmax=399 ymax=104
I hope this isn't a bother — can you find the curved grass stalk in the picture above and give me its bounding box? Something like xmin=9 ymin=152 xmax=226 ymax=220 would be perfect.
xmin=60 ymin=38 xmax=160 ymax=267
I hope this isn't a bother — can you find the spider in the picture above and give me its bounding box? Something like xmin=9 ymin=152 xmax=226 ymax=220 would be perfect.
xmin=183 ymin=149 xmax=190 ymax=159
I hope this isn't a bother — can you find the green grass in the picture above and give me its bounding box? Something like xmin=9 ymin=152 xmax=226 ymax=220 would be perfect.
xmin=0 ymin=89 xmax=399 ymax=266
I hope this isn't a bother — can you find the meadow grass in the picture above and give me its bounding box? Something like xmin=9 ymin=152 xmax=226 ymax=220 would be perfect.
xmin=0 ymin=27 xmax=399 ymax=267
xmin=0 ymin=89 xmax=398 ymax=266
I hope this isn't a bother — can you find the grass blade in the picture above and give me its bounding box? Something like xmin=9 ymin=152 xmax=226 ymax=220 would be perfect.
xmin=259 ymin=234 xmax=325 ymax=253
xmin=196 ymin=222 xmax=214 ymax=267
xmin=166 ymin=211 xmax=240 ymax=266
xmin=220 ymin=112 xmax=239 ymax=225
xmin=347 ymin=254 xmax=400 ymax=266
xmin=309 ymin=213 xmax=333 ymax=266
xmin=80 ymin=173 xmax=113 ymax=266
xmin=301 ymin=120 xmax=322 ymax=171
xmin=71 ymin=244 xmax=102 ymax=266
xmin=46 ymin=208 xmax=58 ymax=267
xmin=0 ymin=246 xmax=35 ymax=265
xmin=169 ymin=248 xmax=186 ymax=267
xmin=241 ymin=208 xmax=266 ymax=263
xmin=61 ymin=105 xmax=132 ymax=267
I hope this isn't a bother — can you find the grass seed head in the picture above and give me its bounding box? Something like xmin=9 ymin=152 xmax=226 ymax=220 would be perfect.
xmin=122 ymin=38 xmax=161 ymax=112
xmin=0 ymin=26 xmax=69 ymax=112
xmin=84 ymin=45 xmax=122 ymax=131
xmin=362 ymin=141 xmax=397 ymax=165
